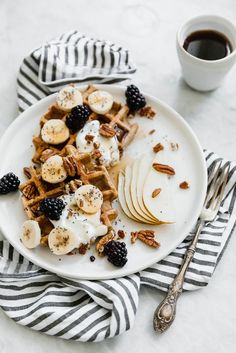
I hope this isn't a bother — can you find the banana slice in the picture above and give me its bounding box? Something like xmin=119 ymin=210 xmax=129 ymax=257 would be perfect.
xmin=75 ymin=184 xmax=103 ymax=214
xmin=41 ymin=119 xmax=70 ymax=145
xmin=88 ymin=90 xmax=113 ymax=114
xmin=42 ymin=155 xmax=67 ymax=184
xmin=21 ymin=220 xmax=41 ymax=249
xmin=48 ymin=226 xmax=78 ymax=255
xmin=56 ymin=86 xmax=83 ymax=112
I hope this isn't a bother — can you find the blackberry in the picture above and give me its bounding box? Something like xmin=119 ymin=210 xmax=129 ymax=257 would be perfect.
xmin=104 ymin=240 xmax=128 ymax=267
xmin=125 ymin=84 xmax=146 ymax=111
xmin=0 ymin=172 xmax=20 ymax=194
xmin=40 ymin=197 xmax=66 ymax=220
xmin=66 ymin=104 xmax=90 ymax=132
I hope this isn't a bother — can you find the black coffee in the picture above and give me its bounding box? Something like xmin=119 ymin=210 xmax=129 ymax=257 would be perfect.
xmin=183 ymin=30 xmax=232 ymax=60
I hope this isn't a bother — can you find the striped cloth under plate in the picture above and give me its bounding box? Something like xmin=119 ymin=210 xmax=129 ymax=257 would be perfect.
xmin=17 ymin=30 xmax=136 ymax=112
xmin=0 ymin=31 xmax=235 ymax=342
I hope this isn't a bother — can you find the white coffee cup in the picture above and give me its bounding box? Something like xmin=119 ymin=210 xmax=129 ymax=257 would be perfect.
xmin=176 ymin=15 xmax=236 ymax=91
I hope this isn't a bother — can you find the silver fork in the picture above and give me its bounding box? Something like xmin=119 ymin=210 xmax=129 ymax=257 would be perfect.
xmin=153 ymin=161 xmax=230 ymax=333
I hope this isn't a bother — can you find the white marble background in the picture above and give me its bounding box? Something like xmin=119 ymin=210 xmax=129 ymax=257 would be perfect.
xmin=0 ymin=0 xmax=236 ymax=352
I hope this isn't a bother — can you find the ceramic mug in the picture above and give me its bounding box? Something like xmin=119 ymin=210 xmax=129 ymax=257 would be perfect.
xmin=176 ymin=15 xmax=236 ymax=91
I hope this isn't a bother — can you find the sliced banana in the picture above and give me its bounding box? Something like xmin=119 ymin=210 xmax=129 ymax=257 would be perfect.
xmin=48 ymin=226 xmax=78 ymax=255
xmin=75 ymin=184 xmax=103 ymax=214
xmin=41 ymin=119 xmax=70 ymax=145
xmin=42 ymin=155 xmax=67 ymax=184
xmin=56 ymin=86 xmax=83 ymax=112
xmin=88 ymin=90 xmax=113 ymax=114
xmin=21 ymin=220 xmax=41 ymax=249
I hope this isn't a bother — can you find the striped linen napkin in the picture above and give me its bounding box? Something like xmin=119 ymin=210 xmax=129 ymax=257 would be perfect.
xmin=0 ymin=31 xmax=236 ymax=342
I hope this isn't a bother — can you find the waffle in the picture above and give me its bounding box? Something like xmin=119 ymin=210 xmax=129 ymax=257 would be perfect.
xmin=83 ymin=85 xmax=138 ymax=151
xmin=20 ymin=146 xmax=118 ymax=241
xmin=32 ymin=85 xmax=138 ymax=164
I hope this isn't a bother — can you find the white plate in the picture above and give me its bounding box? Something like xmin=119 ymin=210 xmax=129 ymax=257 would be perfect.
xmin=0 ymin=85 xmax=207 ymax=280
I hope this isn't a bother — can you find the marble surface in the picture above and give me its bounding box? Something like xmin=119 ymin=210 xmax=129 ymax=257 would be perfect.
xmin=0 ymin=0 xmax=236 ymax=352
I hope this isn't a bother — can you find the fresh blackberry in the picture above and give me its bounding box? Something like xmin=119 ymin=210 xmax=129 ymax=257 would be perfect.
xmin=125 ymin=84 xmax=146 ymax=111
xmin=104 ymin=240 xmax=128 ymax=267
xmin=0 ymin=172 xmax=20 ymax=194
xmin=40 ymin=197 xmax=66 ymax=220
xmin=66 ymin=104 xmax=90 ymax=132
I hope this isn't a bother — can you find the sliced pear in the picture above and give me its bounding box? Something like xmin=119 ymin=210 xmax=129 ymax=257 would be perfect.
xmin=124 ymin=165 xmax=157 ymax=224
xmin=131 ymin=158 xmax=158 ymax=222
xmin=136 ymin=156 xmax=163 ymax=223
xmin=118 ymin=172 xmax=141 ymax=222
xmin=143 ymin=154 xmax=174 ymax=223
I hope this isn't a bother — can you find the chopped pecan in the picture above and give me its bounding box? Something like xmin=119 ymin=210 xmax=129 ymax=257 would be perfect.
xmin=99 ymin=123 xmax=116 ymax=137
xmin=131 ymin=231 xmax=138 ymax=244
xmin=131 ymin=230 xmax=160 ymax=248
xmin=23 ymin=167 xmax=32 ymax=179
xmin=152 ymin=188 xmax=162 ymax=198
xmin=63 ymin=155 xmax=77 ymax=176
xmin=22 ymin=184 xmax=37 ymax=199
xmin=78 ymin=244 xmax=88 ymax=255
xmin=117 ymin=230 xmax=125 ymax=239
xmin=85 ymin=134 xmax=94 ymax=143
xmin=139 ymin=106 xmax=156 ymax=119
xmin=65 ymin=179 xmax=83 ymax=193
xmin=40 ymin=235 xmax=48 ymax=247
xmin=40 ymin=149 xmax=56 ymax=163
xmin=179 ymin=181 xmax=189 ymax=189
xmin=92 ymin=149 xmax=102 ymax=159
xmin=96 ymin=231 xmax=115 ymax=255
xmin=93 ymin=142 xmax=100 ymax=149
xmin=149 ymin=129 xmax=156 ymax=135
xmin=153 ymin=143 xmax=164 ymax=153
xmin=153 ymin=163 xmax=175 ymax=175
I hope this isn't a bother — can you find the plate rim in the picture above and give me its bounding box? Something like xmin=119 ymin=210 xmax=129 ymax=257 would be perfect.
xmin=0 ymin=84 xmax=207 ymax=280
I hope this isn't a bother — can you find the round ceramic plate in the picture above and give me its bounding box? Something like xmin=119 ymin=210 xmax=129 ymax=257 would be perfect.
xmin=0 ymin=84 xmax=207 ymax=280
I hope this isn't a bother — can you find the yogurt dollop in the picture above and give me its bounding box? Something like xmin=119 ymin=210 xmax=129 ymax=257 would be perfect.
xmin=76 ymin=120 xmax=119 ymax=167
xmin=51 ymin=194 xmax=107 ymax=245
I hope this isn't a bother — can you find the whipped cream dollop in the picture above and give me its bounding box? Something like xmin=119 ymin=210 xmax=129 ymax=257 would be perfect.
xmin=76 ymin=120 xmax=119 ymax=167
xmin=51 ymin=194 xmax=107 ymax=245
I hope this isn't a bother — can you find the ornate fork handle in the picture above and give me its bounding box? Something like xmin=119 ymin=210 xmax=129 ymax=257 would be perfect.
xmin=153 ymin=221 xmax=204 ymax=333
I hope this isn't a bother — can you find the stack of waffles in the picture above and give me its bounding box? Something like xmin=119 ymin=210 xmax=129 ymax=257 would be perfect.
xmin=19 ymin=85 xmax=138 ymax=254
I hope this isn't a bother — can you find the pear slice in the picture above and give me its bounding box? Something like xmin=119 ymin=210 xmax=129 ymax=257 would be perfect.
xmin=130 ymin=159 xmax=158 ymax=223
xmin=142 ymin=155 xmax=174 ymax=224
xmin=124 ymin=165 xmax=156 ymax=224
xmin=136 ymin=156 xmax=163 ymax=224
xmin=118 ymin=172 xmax=141 ymax=222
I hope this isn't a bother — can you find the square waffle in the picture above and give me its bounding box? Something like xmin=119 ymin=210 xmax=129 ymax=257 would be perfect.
xmin=32 ymin=85 xmax=138 ymax=164
xmin=20 ymin=146 xmax=118 ymax=241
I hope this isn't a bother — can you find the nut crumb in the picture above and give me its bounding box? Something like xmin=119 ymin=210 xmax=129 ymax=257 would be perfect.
xmin=139 ymin=106 xmax=156 ymax=119
xmin=179 ymin=181 xmax=189 ymax=189
xmin=170 ymin=142 xmax=179 ymax=151
xmin=118 ymin=230 xmax=125 ymax=239
xmin=153 ymin=143 xmax=164 ymax=153
xmin=149 ymin=129 xmax=156 ymax=135
xmin=78 ymin=244 xmax=88 ymax=255
xmin=99 ymin=124 xmax=116 ymax=137
xmin=152 ymin=188 xmax=162 ymax=198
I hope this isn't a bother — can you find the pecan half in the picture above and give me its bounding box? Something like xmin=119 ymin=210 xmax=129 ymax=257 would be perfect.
xmin=152 ymin=188 xmax=162 ymax=198
xmin=63 ymin=155 xmax=77 ymax=176
xmin=96 ymin=231 xmax=115 ymax=255
xmin=131 ymin=230 xmax=160 ymax=248
xmin=153 ymin=143 xmax=164 ymax=153
xmin=22 ymin=184 xmax=37 ymax=199
xmin=99 ymin=124 xmax=116 ymax=137
xmin=179 ymin=181 xmax=189 ymax=189
xmin=40 ymin=149 xmax=56 ymax=163
xmin=152 ymin=163 xmax=175 ymax=175
xmin=139 ymin=106 xmax=156 ymax=119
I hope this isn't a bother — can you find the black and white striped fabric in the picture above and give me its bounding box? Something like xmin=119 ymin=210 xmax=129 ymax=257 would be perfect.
xmin=0 ymin=32 xmax=235 ymax=342
xmin=17 ymin=30 xmax=136 ymax=112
